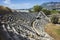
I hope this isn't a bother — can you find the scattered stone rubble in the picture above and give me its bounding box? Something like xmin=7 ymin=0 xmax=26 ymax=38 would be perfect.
xmin=0 ymin=11 xmax=54 ymax=40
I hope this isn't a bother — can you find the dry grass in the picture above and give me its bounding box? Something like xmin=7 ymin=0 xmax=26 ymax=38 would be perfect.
xmin=45 ymin=23 xmax=60 ymax=40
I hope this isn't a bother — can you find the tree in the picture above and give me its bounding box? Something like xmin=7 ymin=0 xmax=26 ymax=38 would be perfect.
xmin=33 ymin=5 xmax=42 ymax=12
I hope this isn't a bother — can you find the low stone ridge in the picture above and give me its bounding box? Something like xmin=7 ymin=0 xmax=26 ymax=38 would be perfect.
xmin=0 ymin=11 xmax=54 ymax=40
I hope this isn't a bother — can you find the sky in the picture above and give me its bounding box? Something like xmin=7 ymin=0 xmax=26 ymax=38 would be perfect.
xmin=0 ymin=0 xmax=60 ymax=9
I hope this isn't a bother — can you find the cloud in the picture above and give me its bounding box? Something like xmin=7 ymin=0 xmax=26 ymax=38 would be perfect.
xmin=2 ymin=0 xmax=34 ymax=9
xmin=4 ymin=3 xmax=33 ymax=9
xmin=3 ymin=0 xmax=11 ymax=4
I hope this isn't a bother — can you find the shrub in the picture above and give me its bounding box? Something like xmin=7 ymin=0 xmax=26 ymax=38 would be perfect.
xmin=50 ymin=10 xmax=58 ymax=14
xmin=42 ymin=9 xmax=51 ymax=15
xmin=51 ymin=15 xmax=59 ymax=24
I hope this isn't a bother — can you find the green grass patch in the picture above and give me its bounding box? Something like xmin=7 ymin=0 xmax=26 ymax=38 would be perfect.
xmin=55 ymin=29 xmax=60 ymax=35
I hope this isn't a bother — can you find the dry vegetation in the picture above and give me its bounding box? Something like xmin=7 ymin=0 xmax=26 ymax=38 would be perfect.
xmin=0 ymin=6 xmax=12 ymax=15
xmin=45 ymin=23 xmax=60 ymax=40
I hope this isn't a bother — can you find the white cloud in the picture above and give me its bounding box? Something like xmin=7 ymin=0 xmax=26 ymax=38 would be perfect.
xmin=3 ymin=0 xmax=11 ymax=4
xmin=4 ymin=3 xmax=33 ymax=9
xmin=2 ymin=0 xmax=34 ymax=9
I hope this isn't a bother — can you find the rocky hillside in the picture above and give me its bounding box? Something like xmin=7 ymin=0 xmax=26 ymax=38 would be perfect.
xmin=0 ymin=7 xmax=54 ymax=40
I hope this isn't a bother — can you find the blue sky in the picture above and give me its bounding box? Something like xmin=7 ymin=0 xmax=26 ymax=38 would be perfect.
xmin=0 ymin=0 xmax=60 ymax=9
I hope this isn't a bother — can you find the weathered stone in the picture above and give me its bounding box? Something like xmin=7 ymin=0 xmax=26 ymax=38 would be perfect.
xmin=0 ymin=11 xmax=54 ymax=40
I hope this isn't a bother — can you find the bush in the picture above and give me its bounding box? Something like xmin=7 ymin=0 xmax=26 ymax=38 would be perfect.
xmin=50 ymin=10 xmax=58 ymax=14
xmin=42 ymin=9 xmax=51 ymax=15
xmin=51 ymin=15 xmax=59 ymax=24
